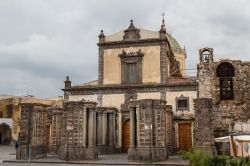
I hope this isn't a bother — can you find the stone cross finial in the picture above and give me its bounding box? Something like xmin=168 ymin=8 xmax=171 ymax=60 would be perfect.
xmin=161 ymin=12 xmax=165 ymax=25
xmin=98 ymin=29 xmax=105 ymax=43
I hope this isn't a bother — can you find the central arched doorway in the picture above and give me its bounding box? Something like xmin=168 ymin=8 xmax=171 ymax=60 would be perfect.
xmin=0 ymin=123 xmax=12 ymax=145
xmin=122 ymin=119 xmax=130 ymax=152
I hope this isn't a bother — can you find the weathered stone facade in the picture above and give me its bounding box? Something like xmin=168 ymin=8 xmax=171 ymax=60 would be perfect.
xmin=128 ymin=99 xmax=173 ymax=161
xmin=16 ymin=103 xmax=49 ymax=160
xmin=193 ymin=98 xmax=216 ymax=155
xmin=195 ymin=47 xmax=250 ymax=155
xmin=49 ymin=105 xmax=64 ymax=154
xmin=58 ymin=100 xmax=98 ymax=160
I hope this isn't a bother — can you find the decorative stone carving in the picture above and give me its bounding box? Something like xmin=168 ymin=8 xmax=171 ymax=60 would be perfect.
xmin=123 ymin=20 xmax=140 ymax=41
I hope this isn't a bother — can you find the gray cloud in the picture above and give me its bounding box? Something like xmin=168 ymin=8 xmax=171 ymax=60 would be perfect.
xmin=0 ymin=0 xmax=249 ymax=98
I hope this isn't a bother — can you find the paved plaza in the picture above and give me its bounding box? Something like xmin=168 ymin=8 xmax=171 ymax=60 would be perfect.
xmin=0 ymin=146 xmax=187 ymax=166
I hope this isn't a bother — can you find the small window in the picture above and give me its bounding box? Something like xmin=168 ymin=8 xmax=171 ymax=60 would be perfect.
xmin=176 ymin=95 xmax=189 ymax=111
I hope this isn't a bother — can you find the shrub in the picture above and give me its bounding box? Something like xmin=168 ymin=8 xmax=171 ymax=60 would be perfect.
xmin=204 ymin=155 xmax=228 ymax=166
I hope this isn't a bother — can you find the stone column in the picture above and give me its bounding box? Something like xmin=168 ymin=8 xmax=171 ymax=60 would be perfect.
xmin=118 ymin=113 xmax=122 ymax=148
xmin=102 ymin=113 xmax=107 ymax=145
xmin=97 ymin=113 xmax=102 ymax=146
xmin=108 ymin=112 xmax=114 ymax=146
xmin=130 ymin=107 xmax=136 ymax=148
xmin=88 ymin=109 xmax=96 ymax=147
xmin=83 ymin=107 xmax=87 ymax=146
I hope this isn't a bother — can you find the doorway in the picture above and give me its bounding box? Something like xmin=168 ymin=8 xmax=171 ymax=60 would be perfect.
xmin=122 ymin=119 xmax=130 ymax=152
xmin=178 ymin=123 xmax=192 ymax=151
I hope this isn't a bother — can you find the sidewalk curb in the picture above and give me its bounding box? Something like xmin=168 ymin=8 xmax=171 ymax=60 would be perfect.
xmin=3 ymin=160 xmax=187 ymax=166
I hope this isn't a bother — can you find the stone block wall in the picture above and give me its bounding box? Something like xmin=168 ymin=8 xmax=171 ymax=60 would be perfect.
xmin=193 ymin=98 xmax=216 ymax=155
xmin=58 ymin=99 xmax=98 ymax=161
xmin=198 ymin=57 xmax=250 ymax=129
xmin=128 ymin=99 xmax=173 ymax=161
xmin=196 ymin=49 xmax=250 ymax=154
xmin=50 ymin=106 xmax=64 ymax=154
xmin=16 ymin=103 xmax=48 ymax=160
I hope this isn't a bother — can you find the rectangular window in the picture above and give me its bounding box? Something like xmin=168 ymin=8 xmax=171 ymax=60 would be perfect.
xmin=220 ymin=78 xmax=234 ymax=100
xmin=126 ymin=63 xmax=137 ymax=84
xmin=176 ymin=96 xmax=189 ymax=111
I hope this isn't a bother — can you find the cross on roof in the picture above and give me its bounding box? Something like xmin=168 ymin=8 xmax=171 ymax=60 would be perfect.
xmin=161 ymin=12 xmax=165 ymax=25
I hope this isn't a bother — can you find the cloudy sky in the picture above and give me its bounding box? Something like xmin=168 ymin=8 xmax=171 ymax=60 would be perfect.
xmin=0 ymin=0 xmax=249 ymax=98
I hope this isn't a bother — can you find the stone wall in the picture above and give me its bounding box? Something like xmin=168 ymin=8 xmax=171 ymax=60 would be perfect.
xmin=128 ymin=99 xmax=173 ymax=161
xmin=196 ymin=48 xmax=250 ymax=154
xmin=16 ymin=103 xmax=48 ymax=160
xmin=58 ymin=99 xmax=98 ymax=160
xmin=198 ymin=57 xmax=250 ymax=131
xmin=50 ymin=106 xmax=64 ymax=154
xmin=193 ymin=98 xmax=216 ymax=155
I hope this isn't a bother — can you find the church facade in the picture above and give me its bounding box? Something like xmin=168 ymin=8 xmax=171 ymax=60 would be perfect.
xmin=61 ymin=20 xmax=197 ymax=160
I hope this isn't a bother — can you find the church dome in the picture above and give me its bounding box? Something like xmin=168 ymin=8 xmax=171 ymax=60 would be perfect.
xmin=166 ymin=33 xmax=185 ymax=54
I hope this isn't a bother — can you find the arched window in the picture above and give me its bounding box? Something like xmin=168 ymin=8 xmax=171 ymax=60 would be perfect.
xmin=216 ymin=62 xmax=235 ymax=100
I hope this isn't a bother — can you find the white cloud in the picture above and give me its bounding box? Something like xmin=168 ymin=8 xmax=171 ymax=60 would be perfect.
xmin=0 ymin=0 xmax=249 ymax=98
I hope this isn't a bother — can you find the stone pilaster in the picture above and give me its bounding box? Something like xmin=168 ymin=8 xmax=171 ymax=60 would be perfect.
xmin=128 ymin=99 xmax=171 ymax=161
xmin=102 ymin=112 xmax=107 ymax=145
xmin=194 ymin=98 xmax=216 ymax=155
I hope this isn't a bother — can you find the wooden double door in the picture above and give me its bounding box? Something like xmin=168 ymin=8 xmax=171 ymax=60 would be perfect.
xmin=178 ymin=123 xmax=192 ymax=151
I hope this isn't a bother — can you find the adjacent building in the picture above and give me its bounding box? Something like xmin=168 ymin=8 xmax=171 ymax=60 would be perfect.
xmin=0 ymin=95 xmax=63 ymax=145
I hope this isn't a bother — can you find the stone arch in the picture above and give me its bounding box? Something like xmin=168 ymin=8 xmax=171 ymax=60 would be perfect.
xmin=0 ymin=123 xmax=12 ymax=145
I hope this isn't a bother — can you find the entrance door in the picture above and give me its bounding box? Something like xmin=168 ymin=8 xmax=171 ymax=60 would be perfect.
xmin=122 ymin=120 xmax=130 ymax=152
xmin=178 ymin=123 xmax=192 ymax=151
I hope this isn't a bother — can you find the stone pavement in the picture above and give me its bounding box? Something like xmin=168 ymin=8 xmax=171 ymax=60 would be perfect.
xmin=0 ymin=146 xmax=16 ymax=163
xmin=1 ymin=146 xmax=188 ymax=166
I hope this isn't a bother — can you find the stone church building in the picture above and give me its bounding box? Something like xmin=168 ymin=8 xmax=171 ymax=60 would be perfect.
xmin=60 ymin=19 xmax=197 ymax=160
xmin=16 ymin=19 xmax=250 ymax=161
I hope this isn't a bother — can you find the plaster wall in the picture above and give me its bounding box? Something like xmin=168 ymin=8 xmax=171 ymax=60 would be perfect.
xmin=103 ymin=46 xmax=161 ymax=84
xmin=166 ymin=91 xmax=197 ymax=115
xmin=102 ymin=94 xmax=125 ymax=109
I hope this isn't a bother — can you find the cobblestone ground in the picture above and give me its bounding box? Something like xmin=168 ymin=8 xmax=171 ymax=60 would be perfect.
xmin=0 ymin=146 xmax=187 ymax=166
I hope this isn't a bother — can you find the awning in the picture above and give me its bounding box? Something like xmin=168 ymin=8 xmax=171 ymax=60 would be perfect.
xmin=215 ymin=135 xmax=250 ymax=143
xmin=215 ymin=136 xmax=230 ymax=142
xmin=234 ymin=135 xmax=250 ymax=142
